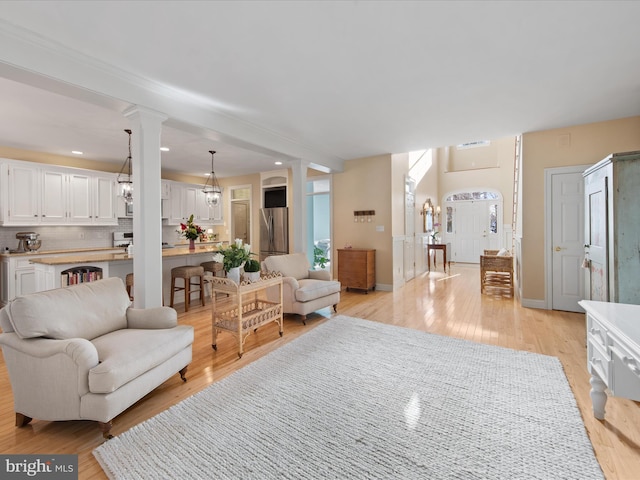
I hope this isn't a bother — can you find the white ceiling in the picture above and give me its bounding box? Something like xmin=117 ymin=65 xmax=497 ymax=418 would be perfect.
xmin=1 ymin=1 xmax=639 ymax=178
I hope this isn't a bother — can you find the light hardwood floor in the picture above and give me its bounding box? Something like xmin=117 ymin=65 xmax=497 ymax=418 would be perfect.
xmin=1 ymin=264 xmax=639 ymax=479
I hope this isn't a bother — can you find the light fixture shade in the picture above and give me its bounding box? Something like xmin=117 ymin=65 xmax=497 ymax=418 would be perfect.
xmin=120 ymin=183 xmax=133 ymax=205
xmin=117 ymin=129 xmax=133 ymax=205
xmin=203 ymin=150 xmax=222 ymax=206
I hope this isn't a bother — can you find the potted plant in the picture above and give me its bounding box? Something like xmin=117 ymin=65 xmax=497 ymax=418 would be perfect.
xmin=313 ymin=246 xmax=329 ymax=270
xmin=243 ymin=259 xmax=261 ymax=282
xmin=212 ymin=239 xmax=254 ymax=284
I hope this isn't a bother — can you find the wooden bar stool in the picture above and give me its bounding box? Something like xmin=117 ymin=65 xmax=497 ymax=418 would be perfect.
xmin=125 ymin=273 xmax=134 ymax=300
xmin=170 ymin=265 xmax=206 ymax=312
xmin=124 ymin=273 xmax=165 ymax=305
xmin=200 ymin=261 xmax=224 ymax=277
xmin=201 ymin=260 xmax=225 ymax=299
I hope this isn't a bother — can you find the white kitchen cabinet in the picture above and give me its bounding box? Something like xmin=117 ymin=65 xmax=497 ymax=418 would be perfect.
xmin=161 ymin=180 xmax=171 ymax=200
xmin=183 ymin=185 xmax=213 ymax=222
xmin=1 ymin=255 xmax=39 ymax=306
xmin=1 ymin=162 xmax=40 ymax=224
xmin=184 ymin=184 xmax=223 ymax=224
xmin=183 ymin=186 xmax=199 ymax=220
xmin=167 ymin=182 xmax=184 ymax=225
xmin=164 ymin=181 xmax=223 ymax=225
xmin=93 ymin=175 xmax=118 ymax=225
xmin=210 ymin=193 xmax=224 ymax=224
xmin=0 ymin=160 xmax=117 ymax=226
xmin=583 ymin=151 xmax=640 ymax=304
xmin=42 ymin=168 xmax=115 ymax=225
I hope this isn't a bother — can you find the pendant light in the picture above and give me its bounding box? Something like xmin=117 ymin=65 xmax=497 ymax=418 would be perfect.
xmin=202 ymin=150 xmax=222 ymax=206
xmin=117 ymin=129 xmax=133 ymax=205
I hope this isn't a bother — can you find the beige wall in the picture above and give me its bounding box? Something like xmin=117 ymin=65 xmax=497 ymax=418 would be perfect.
xmin=437 ymin=137 xmax=516 ymax=223
xmin=333 ymin=155 xmax=393 ymax=286
xmin=520 ymin=115 xmax=640 ymax=301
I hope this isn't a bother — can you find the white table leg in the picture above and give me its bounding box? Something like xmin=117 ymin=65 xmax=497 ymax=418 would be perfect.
xmin=590 ymin=373 xmax=607 ymax=420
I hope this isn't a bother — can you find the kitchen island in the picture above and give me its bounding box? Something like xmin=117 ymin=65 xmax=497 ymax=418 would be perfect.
xmin=29 ymin=244 xmax=225 ymax=305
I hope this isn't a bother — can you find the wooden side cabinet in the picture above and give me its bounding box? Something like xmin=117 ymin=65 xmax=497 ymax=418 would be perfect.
xmin=337 ymin=248 xmax=375 ymax=293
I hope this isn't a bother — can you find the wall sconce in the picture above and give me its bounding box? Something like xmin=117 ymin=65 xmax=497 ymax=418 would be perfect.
xmin=354 ymin=210 xmax=375 ymax=223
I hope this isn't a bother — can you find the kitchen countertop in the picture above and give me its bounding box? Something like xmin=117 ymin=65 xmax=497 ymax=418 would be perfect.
xmin=0 ymin=246 xmax=122 ymax=258
xmin=24 ymin=245 xmax=223 ymax=266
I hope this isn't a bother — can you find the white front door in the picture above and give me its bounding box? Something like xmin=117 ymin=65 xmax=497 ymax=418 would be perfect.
xmin=551 ymin=171 xmax=585 ymax=311
xmin=452 ymin=202 xmax=488 ymax=263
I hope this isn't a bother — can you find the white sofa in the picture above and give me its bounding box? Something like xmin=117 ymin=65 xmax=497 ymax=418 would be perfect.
xmin=0 ymin=277 xmax=194 ymax=439
xmin=262 ymin=253 xmax=341 ymax=324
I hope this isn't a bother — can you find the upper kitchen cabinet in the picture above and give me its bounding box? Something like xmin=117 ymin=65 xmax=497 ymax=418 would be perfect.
xmin=184 ymin=185 xmax=221 ymax=223
xmin=0 ymin=160 xmax=117 ymax=226
xmin=165 ymin=181 xmax=223 ymax=226
xmin=0 ymin=162 xmax=40 ymax=223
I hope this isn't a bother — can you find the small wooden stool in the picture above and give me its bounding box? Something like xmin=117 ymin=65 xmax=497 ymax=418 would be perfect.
xmin=170 ymin=265 xmax=205 ymax=312
xmin=125 ymin=273 xmax=134 ymax=300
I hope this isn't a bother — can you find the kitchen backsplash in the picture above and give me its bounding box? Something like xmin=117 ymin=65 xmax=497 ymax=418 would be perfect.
xmin=0 ymin=219 xmax=133 ymax=252
xmin=0 ymin=219 xmax=224 ymax=252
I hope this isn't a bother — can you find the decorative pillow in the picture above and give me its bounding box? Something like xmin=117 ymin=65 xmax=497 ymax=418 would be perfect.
xmin=497 ymin=248 xmax=510 ymax=257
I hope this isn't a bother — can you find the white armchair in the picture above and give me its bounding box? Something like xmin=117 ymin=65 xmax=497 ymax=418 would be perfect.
xmin=0 ymin=277 xmax=194 ymax=439
xmin=262 ymin=253 xmax=340 ymax=324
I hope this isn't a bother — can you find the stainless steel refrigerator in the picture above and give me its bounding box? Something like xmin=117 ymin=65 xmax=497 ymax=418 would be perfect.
xmin=260 ymin=207 xmax=289 ymax=261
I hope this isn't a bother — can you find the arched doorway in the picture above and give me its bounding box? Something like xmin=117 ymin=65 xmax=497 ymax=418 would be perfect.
xmin=442 ymin=189 xmax=503 ymax=263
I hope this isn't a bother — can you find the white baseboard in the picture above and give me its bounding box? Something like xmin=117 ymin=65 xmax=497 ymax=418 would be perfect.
xmin=376 ymin=283 xmax=393 ymax=292
xmin=520 ymin=298 xmax=547 ymax=310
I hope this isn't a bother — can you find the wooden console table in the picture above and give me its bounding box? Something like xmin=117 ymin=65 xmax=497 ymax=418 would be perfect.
xmin=210 ymin=273 xmax=283 ymax=358
xmin=579 ymin=300 xmax=640 ymax=420
xmin=427 ymin=243 xmax=451 ymax=273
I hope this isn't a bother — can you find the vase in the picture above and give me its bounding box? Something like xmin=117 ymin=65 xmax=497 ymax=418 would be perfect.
xmin=227 ymin=266 xmax=241 ymax=284
xmin=244 ymin=271 xmax=261 ymax=283
xmin=189 ymin=239 xmax=195 ymax=251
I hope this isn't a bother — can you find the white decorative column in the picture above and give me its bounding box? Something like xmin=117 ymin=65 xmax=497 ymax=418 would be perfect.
xmin=124 ymin=105 xmax=168 ymax=308
xmin=290 ymin=160 xmax=309 ymax=254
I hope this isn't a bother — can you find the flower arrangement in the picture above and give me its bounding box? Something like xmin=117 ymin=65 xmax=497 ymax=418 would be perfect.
xmin=212 ymin=239 xmax=254 ymax=272
xmin=431 ymin=222 xmax=441 ymax=242
xmin=179 ymin=214 xmax=204 ymax=241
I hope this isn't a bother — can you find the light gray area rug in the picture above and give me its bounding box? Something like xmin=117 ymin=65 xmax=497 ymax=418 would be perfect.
xmin=94 ymin=315 xmax=603 ymax=479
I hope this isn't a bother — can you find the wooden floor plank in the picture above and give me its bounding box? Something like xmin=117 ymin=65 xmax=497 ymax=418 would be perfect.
xmin=0 ymin=264 xmax=638 ymax=479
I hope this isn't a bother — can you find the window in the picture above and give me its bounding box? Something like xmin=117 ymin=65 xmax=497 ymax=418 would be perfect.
xmin=456 ymin=140 xmax=490 ymax=150
xmin=489 ymin=204 xmax=498 ymax=234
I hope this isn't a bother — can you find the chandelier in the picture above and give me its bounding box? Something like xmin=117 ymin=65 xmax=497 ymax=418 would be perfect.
xmin=117 ymin=129 xmax=133 ymax=205
xmin=202 ymin=150 xmax=222 ymax=206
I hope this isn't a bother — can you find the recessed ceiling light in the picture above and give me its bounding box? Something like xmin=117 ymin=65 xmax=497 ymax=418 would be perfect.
xmin=71 ymin=150 xmax=83 ymax=155
xmin=160 ymin=147 xmax=170 ymax=152
xmin=275 ymin=161 xmax=282 ymax=165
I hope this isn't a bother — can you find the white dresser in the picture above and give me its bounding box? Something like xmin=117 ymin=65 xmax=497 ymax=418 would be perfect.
xmin=579 ymin=300 xmax=640 ymax=419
